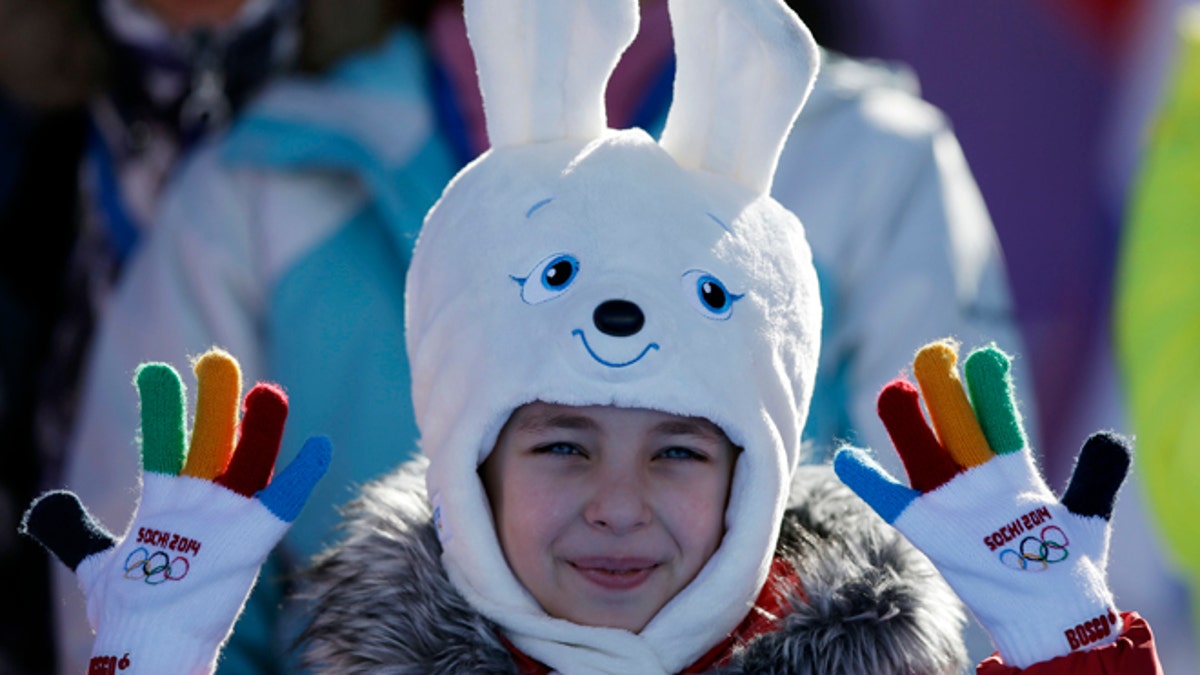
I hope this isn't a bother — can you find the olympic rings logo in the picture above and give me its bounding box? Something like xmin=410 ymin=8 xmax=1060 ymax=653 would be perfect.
xmin=999 ymin=525 xmax=1070 ymax=572
xmin=124 ymin=547 xmax=190 ymax=584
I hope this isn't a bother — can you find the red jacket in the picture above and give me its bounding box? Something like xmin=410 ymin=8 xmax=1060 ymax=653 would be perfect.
xmin=977 ymin=612 xmax=1160 ymax=675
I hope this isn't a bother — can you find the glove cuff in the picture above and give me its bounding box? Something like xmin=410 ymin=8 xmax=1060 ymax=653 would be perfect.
xmin=990 ymin=604 xmax=1123 ymax=669
xmin=91 ymin=622 xmax=225 ymax=674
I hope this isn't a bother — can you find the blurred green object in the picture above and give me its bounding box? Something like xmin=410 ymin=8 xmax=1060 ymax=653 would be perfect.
xmin=1114 ymin=3 xmax=1200 ymax=638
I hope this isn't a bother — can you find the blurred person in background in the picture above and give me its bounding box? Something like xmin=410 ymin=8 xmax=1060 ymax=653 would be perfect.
xmin=0 ymin=0 xmax=300 ymax=671
xmin=47 ymin=0 xmax=1028 ymax=671
xmin=0 ymin=3 xmax=102 ymax=669
xmin=0 ymin=0 xmax=417 ymax=671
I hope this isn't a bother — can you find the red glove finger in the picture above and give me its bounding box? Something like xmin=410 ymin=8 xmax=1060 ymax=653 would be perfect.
xmin=878 ymin=378 xmax=963 ymax=492
xmin=216 ymin=383 xmax=288 ymax=497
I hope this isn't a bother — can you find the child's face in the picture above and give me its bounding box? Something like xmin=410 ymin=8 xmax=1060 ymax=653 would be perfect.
xmin=481 ymin=402 xmax=738 ymax=633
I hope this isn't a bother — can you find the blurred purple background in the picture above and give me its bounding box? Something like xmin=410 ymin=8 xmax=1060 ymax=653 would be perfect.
xmin=815 ymin=1 xmax=1197 ymax=670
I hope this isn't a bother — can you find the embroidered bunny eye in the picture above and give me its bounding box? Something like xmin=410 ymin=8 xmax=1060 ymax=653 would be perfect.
xmin=681 ymin=269 xmax=742 ymax=320
xmin=513 ymin=253 xmax=580 ymax=305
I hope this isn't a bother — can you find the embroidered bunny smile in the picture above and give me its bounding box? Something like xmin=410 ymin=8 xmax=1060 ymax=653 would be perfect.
xmin=571 ymin=329 xmax=659 ymax=368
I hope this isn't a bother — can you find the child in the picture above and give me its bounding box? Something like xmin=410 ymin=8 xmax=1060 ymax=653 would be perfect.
xmin=25 ymin=0 xmax=1160 ymax=672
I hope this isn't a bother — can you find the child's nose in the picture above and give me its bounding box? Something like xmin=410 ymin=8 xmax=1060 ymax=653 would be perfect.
xmin=584 ymin=473 xmax=651 ymax=534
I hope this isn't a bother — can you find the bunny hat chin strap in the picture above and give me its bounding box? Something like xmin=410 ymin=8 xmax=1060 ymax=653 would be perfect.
xmin=413 ymin=1 xmax=821 ymax=673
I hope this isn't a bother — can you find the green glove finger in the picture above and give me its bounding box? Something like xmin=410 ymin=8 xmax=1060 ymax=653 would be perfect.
xmin=136 ymin=363 xmax=187 ymax=476
xmin=963 ymin=345 xmax=1028 ymax=455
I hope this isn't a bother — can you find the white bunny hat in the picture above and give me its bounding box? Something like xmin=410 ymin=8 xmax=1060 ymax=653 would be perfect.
xmin=405 ymin=1 xmax=820 ymax=672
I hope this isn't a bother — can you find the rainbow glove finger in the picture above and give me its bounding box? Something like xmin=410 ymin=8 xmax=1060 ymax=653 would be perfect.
xmin=21 ymin=349 xmax=331 ymax=675
xmin=834 ymin=339 xmax=1131 ymax=669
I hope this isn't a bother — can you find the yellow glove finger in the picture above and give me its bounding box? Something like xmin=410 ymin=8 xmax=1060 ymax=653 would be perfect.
xmin=182 ymin=349 xmax=243 ymax=480
xmin=913 ymin=339 xmax=992 ymax=468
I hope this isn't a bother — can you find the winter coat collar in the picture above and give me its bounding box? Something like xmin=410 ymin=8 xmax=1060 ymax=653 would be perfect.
xmin=299 ymin=456 xmax=967 ymax=674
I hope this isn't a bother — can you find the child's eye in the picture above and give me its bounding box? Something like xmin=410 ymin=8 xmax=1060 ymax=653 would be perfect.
xmin=532 ymin=442 xmax=586 ymax=457
xmin=680 ymin=270 xmax=742 ymax=320
xmin=657 ymin=446 xmax=706 ymax=461
xmin=512 ymin=253 xmax=580 ymax=305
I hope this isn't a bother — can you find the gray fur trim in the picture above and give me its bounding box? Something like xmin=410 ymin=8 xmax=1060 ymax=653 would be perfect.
xmin=717 ymin=466 xmax=968 ymax=674
xmin=299 ymin=456 xmax=518 ymax=674
xmin=299 ymin=460 xmax=967 ymax=674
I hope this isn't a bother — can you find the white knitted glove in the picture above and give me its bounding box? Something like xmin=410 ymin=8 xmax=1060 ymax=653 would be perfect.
xmin=23 ymin=350 xmax=330 ymax=674
xmin=835 ymin=340 xmax=1130 ymax=668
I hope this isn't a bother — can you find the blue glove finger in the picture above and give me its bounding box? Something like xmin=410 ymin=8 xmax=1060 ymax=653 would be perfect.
xmin=833 ymin=447 xmax=919 ymax=524
xmin=255 ymin=435 xmax=333 ymax=523
xmin=21 ymin=491 xmax=117 ymax=572
xmin=1061 ymin=431 xmax=1131 ymax=520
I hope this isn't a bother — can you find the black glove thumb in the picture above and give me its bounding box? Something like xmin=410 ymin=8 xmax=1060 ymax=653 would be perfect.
xmin=1060 ymin=432 xmax=1132 ymax=521
xmin=21 ymin=491 xmax=117 ymax=572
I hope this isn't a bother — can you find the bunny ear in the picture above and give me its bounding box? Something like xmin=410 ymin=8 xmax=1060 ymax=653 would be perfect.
xmin=464 ymin=0 xmax=639 ymax=149
xmin=659 ymin=0 xmax=819 ymax=195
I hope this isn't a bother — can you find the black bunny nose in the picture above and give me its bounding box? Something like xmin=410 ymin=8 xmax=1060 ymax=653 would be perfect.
xmin=593 ymin=300 xmax=644 ymax=337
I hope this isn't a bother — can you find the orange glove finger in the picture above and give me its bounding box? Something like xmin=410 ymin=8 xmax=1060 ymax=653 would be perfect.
xmin=182 ymin=349 xmax=242 ymax=480
xmin=913 ymin=339 xmax=992 ymax=469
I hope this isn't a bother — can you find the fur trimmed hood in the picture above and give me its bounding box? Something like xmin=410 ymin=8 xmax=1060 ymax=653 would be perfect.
xmin=298 ymin=457 xmax=967 ymax=674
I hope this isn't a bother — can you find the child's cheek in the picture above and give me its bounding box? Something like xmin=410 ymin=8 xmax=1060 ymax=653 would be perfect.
xmin=505 ymin=472 xmax=576 ymax=540
xmin=660 ymin=472 xmax=731 ymax=547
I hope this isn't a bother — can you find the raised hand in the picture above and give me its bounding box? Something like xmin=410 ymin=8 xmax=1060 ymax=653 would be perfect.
xmin=22 ymin=349 xmax=330 ymax=674
xmin=834 ymin=339 xmax=1130 ymax=668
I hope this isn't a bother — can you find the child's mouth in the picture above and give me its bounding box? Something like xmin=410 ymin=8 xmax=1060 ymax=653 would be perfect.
xmin=569 ymin=558 xmax=660 ymax=590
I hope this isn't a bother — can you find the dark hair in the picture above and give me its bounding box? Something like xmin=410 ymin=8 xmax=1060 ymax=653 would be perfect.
xmin=0 ymin=0 xmax=109 ymax=108
xmin=298 ymin=0 xmax=442 ymax=72
xmin=0 ymin=0 xmax=444 ymax=109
